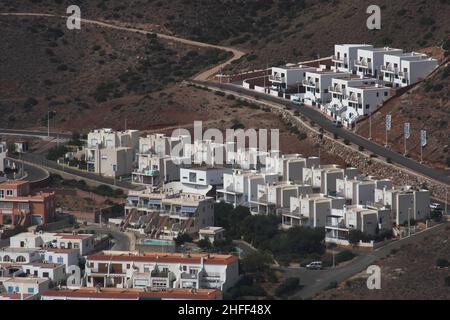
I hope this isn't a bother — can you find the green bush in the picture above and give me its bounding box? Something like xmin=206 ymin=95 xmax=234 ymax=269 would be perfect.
xmin=335 ymin=250 xmax=356 ymax=264
xmin=274 ymin=277 xmax=300 ymax=297
xmin=436 ymin=258 xmax=450 ymax=268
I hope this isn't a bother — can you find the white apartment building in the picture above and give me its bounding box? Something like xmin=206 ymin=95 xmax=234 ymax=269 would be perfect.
xmin=327 ymin=76 xmax=392 ymax=126
xmin=132 ymin=154 xmax=180 ymax=187
xmin=336 ymin=177 xmax=393 ymax=206
xmin=302 ymin=165 xmax=359 ymax=195
xmin=375 ymin=186 xmax=430 ymax=225
xmin=325 ymin=203 xmax=392 ymax=242
xmin=0 ymin=248 xmax=41 ymax=264
xmin=354 ymin=46 xmax=403 ymax=78
xmin=180 ymin=167 xmax=232 ymax=194
xmin=303 ymin=70 xmax=351 ymax=106
xmin=276 ymin=154 xmax=320 ymax=183
xmin=0 ymin=277 xmax=50 ymax=299
xmin=332 ymin=44 xmax=374 ymax=73
xmin=339 ymin=83 xmax=392 ymax=125
xmin=9 ymin=231 xmax=95 ymax=256
xmin=216 ymin=170 xmax=279 ymax=207
xmin=22 ymin=263 xmax=66 ymax=283
xmin=124 ymin=190 xmax=215 ymax=239
xmin=41 ymin=287 xmax=223 ymax=300
xmin=85 ymin=251 xmax=239 ymax=291
xmin=85 ymin=128 xmax=140 ymax=177
xmin=282 ymin=193 xmax=345 ymax=229
xmin=381 ymin=52 xmax=438 ymax=87
xmin=139 ymin=133 xmax=188 ymax=158
xmin=270 ymin=65 xmax=316 ymax=92
xmin=0 ymin=142 xmax=6 ymax=173
xmin=198 ymin=227 xmax=225 ymax=243
xmin=42 ymin=249 xmax=80 ymax=272
xmin=250 ymin=182 xmax=313 ymax=215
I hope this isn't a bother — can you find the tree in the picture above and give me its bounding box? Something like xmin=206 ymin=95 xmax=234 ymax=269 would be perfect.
xmin=175 ymin=233 xmax=193 ymax=246
xmin=274 ymin=277 xmax=300 ymax=297
xmin=241 ymin=251 xmax=273 ymax=274
xmin=197 ymin=239 xmax=212 ymax=250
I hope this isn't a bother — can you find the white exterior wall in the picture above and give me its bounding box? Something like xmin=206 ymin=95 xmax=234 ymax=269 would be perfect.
xmin=333 ymin=44 xmax=374 ymax=73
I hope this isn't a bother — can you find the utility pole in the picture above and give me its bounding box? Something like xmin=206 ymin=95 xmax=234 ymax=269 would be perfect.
xmin=408 ymin=207 xmax=411 ymax=237
xmin=47 ymin=107 xmax=50 ymax=138
xmin=385 ymin=114 xmax=391 ymax=148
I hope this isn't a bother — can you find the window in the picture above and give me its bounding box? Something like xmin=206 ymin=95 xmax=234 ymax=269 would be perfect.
xmin=16 ymin=256 xmax=26 ymax=263
xmin=384 ymin=92 xmax=388 ymax=96
xmin=28 ymin=288 xmax=35 ymax=294
xmin=57 ymin=257 xmax=64 ymax=263
xmin=73 ymin=243 xmax=80 ymax=249
xmin=43 ymin=272 xmax=49 ymax=278
xmin=365 ymin=104 xmax=370 ymax=109
xmin=6 ymin=189 xmax=13 ymax=196
xmin=3 ymin=255 xmax=11 ymax=262
xmin=0 ymin=190 xmax=4 ymax=199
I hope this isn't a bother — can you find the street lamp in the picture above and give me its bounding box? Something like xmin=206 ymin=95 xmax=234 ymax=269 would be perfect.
xmin=47 ymin=109 xmax=56 ymax=138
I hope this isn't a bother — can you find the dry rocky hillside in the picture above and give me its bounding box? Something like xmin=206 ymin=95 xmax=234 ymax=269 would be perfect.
xmin=316 ymin=225 xmax=450 ymax=300
xmin=0 ymin=1 xmax=448 ymax=168
xmin=3 ymin=0 xmax=449 ymax=69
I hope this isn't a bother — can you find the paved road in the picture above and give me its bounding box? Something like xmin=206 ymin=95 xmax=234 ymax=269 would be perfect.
xmin=5 ymin=157 xmax=49 ymax=182
xmin=80 ymin=225 xmax=130 ymax=251
xmin=284 ymin=222 xmax=448 ymax=299
xmin=0 ymin=128 xmax=72 ymax=139
xmin=9 ymin=153 xmax=140 ymax=191
xmin=190 ymin=80 xmax=450 ymax=186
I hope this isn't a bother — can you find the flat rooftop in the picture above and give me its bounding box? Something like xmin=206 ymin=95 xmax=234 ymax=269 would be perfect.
xmin=42 ymin=287 xmax=222 ymax=300
xmin=87 ymin=251 xmax=238 ymax=265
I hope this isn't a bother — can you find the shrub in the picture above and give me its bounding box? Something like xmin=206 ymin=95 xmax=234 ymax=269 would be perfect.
xmin=274 ymin=277 xmax=300 ymax=297
xmin=335 ymin=250 xmax=356 ymax=264
xmin=445 ymin=276 xmax=450 ymax=287
xmin=436 ymin=258 xmax=450 ymax=268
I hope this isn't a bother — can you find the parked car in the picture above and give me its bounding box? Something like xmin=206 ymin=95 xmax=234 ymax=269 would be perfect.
xmin=306 ymin=261 xmax=323 ymax=270
xmin=333 ymin=120 xmax=343 ymax=128
xmin=430 ymin=203 xmax=442 ymax=210
xmin=292 ymin=99 xmax=304 ymax=106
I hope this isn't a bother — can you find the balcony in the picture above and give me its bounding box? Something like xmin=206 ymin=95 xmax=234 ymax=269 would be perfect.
xmin=133 ymin=169 xmax=160 ymax=176
xmin=302 ymin=79 xmax=317 ymax=87
xmin=346 ymin=94 xmax=361 ymax=103
xmin=269 ymin=75 xmax=285 ymax=83
xmin=181 ymin=272 xmax=198 ymax=280
xmin=329 ymin=86 xmax=343 ymax=94
xmin=398 ymin=71 xmax=408 ymax=78
xmin=380 ymin=65 xmax=398 ymax=74
xmin=354 ymin=59 xmax=372 ymax=69
xmin=332 ymin=55 xmax=348 ymax=64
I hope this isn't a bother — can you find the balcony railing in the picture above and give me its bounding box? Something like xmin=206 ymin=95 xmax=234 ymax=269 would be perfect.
xmin=181 ymin=273 xmax=198 ymax=280
xmin=269 ymin=75 xmax=284 ymax=82
xmin=354 ymin=59 xmax=371 ymax=68
xmin=302 ymin=79 xmax=316 ymax=87
xmin=332 ymin=55 xmax=348 ymax=64
xmin=329 ymin=86 xmax=343 ymax=94
xmin=380 ymin=65 xmax=398 ymax=74
xmin=346 ymin=95 xmax=361 ymax=103
xmin=398 ymin=71 xmax=408 ymax=78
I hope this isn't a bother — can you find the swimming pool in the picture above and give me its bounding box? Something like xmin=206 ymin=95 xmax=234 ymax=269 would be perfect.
xmin=141 ymin=239 xmax=176 ymax=246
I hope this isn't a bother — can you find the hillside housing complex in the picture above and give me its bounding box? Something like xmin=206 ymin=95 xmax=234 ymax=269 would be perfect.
xmin=245 ymin=43 xmax=437 ymax=127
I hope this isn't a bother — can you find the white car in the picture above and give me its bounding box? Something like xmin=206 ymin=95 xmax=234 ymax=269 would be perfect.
xmin=430 ymin=203 xmax=442 ymax=210
xmin=306 ymin=261 xmax=323 ymax=270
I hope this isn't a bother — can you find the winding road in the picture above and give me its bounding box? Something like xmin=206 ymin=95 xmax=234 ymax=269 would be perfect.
xmin=1 ymin=11 xmax=449 ymax=300
xmin=0 ymin=12 xmax=246 ymax=81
